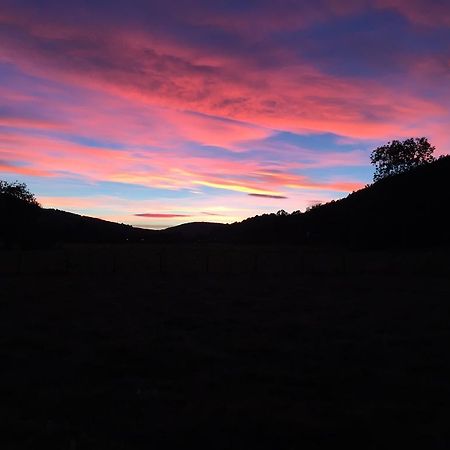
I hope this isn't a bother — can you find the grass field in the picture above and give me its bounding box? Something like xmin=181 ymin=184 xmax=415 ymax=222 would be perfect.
xmin=2 ymin=256 xmax=450 ymax=448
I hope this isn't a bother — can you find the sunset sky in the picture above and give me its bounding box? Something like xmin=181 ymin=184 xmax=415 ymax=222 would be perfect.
xmin=1 ymin=0 xmax=449 ymax=228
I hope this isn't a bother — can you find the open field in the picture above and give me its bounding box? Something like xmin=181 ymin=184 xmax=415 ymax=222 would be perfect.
xmin=1 ymin=249 xmax=450 ymax=448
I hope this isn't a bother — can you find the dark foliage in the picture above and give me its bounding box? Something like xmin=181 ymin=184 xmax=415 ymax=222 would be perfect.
xmin=0 ymin=180 xmax=40 ymax=206
xmin=370 ymin=137 xmax=435 ymax=182
xmin=0 ymin=181 xmax=42 ymax=248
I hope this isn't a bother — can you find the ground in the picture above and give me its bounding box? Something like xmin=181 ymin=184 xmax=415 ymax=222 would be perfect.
xmin=1 ymin=267 xmax=450 ymax=449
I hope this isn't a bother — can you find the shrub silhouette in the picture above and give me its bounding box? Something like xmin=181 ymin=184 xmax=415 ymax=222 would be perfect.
xmin=370 ymin=137 xmax=435 ymax=182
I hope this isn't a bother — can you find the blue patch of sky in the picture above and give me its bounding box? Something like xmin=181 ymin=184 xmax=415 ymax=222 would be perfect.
xmin=188 ymin=131 xmax=376 ymax=173
xmin=0 ymin=172 xmax=27 ymax=184
xmin=63 ymin=135 xmax=126 ymax=150
xmin=174 ymin=22 xmax=242 ymax=51
xmin=0 ymin=62 xmax=38 ymax=85
xmin=0 ymin=173 xmax=53 ymax=197
xmin=0 ymin=172 xmax=201 ymax=201
xmin=261 ymin=131 xmax=374 ymax=156
xmin=273 ymin=10 xmax=450 ymax=79
xmin=95 ymin=181 xmax=200 ymax=200
xmin=298 ymin=166 xmax=373 ymax=184
xmin=0 ymin=62 xmax=94 ymax=102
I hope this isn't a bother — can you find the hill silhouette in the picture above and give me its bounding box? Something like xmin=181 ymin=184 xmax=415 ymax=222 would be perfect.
xmin=0 ymin=199 xmax=157 ymax=248
xmin=226 ymin=155 xmax=450 ymax=248
xmin=2 ymin=156 xmax=449 ymax=249
xmin=161 ymin=221 xmax=228 ymax=242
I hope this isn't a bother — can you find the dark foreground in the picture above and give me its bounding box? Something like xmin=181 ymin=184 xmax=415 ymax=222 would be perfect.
xmin=2 ymin=271 xmax=450 ymax=449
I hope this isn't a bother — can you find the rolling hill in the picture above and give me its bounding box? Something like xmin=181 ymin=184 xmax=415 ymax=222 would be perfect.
xmin=0 ymin=196 xmax=157 ymax=247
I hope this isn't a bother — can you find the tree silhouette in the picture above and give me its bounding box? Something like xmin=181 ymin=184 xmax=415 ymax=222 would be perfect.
xmin=370 ymin=137 xmax=435 ymax=182
xmin=0 ymin=181 xmax=41 ymax=248
xmin=0 ymin=180 xmax=40 ymax=206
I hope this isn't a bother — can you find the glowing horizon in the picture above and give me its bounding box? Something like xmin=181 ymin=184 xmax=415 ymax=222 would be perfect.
xmin=1 ymin=1 xmax=449 ymax=228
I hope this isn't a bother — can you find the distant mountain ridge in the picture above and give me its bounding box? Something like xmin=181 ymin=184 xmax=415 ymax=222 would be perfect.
xmin=2 ymin=156 xmax=449 ymax=249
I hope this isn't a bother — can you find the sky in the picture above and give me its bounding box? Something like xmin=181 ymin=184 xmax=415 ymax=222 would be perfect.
xmin=1 ymin=0 xmax=449 ymax=229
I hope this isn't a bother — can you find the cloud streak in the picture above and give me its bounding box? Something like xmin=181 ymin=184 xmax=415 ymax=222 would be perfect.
xmin=249 ymin=194 xmax=288 ymax=199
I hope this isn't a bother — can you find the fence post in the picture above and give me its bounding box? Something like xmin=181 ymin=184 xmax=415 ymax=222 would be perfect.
xmin=17 ymin=250 xmax=22 ymax=275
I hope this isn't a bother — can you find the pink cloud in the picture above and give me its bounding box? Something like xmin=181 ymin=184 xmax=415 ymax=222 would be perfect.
xmin=0 ymin=11 xmax=445 ymax=143
xmin=3 ymin=89 xmax=369 ymax=198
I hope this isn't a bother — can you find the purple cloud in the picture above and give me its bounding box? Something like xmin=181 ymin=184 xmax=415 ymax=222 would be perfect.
xmin=248 ymin=193 xmax=287 ymax=199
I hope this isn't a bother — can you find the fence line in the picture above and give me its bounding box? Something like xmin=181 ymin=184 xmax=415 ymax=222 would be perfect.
xmin=1 ymin=247 xmax=449 ymax=276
